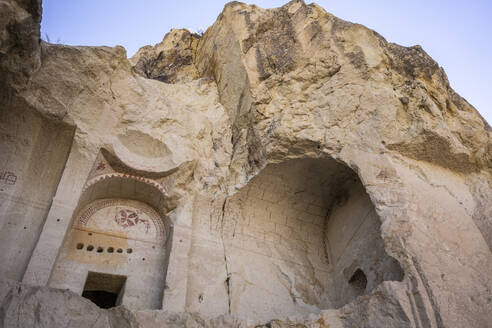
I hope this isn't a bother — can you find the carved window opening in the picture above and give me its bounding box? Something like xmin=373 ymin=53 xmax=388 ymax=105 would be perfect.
xmin=82 ymin=271 xmax=126 ymax=309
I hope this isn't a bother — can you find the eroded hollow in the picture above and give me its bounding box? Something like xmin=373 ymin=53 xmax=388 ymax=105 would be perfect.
xmin=348 ymin=269 xmax=367 ymax=293
xmin=221 ymin=158 xmax=403 ymax=320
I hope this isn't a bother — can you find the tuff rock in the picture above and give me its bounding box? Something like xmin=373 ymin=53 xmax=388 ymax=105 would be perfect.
xmin=0 ymin=0 xmax=491 ymax=327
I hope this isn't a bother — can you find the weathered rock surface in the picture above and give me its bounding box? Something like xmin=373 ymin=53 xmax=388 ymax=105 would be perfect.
xmin=0 ymin=0 xmax=42 ymax=106
xmin=130 ymin=29 xmax=200 ymax=84
xmin=0 ymin=0 xmax=491 ymax=327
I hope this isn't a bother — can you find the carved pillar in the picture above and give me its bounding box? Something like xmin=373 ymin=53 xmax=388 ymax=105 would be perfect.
xmin=23 ymin=143 xmax=95 ymax=285
xmin=161 ymin=199 xmax=193 ymax=312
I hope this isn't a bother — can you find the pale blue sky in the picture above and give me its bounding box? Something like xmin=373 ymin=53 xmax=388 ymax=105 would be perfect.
xmin=41 ymin=1 xmax=491 ymax=124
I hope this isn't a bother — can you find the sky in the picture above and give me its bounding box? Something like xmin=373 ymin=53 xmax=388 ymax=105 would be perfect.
xmin=41 ymin=1 xmax=492 ymax=124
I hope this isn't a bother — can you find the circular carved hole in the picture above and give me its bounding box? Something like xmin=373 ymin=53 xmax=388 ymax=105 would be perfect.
xmin=107 ymin=247 xmax=114 ymax=253
xmin=117 ymin=248 xmax=123 ymax=253
xmin=87 ymin=245 xmax=94 ymax=251
xmin=76 ymin=243 xmax=84 ymax=250
xmin=127 ymin=248 xmax=133 ymax=254
xmin=56 ymin=219 xmax=60 ymax=222
xmin=88 ymin=232 xmax=92 ymax=236
xmin=97 ymin=247 xmax=104 ymax=253
xmin=23 ymin=226 xmax=27 ymax=230
xmin=142 ymin=258 xmax=145 ymax=261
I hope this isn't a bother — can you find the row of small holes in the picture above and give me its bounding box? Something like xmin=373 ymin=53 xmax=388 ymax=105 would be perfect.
xmin=76 ymin=243 xmax=132 ymax=254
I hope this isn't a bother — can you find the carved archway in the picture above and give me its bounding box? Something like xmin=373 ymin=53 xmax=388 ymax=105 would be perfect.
xmin=48 ymin=150 xmax=173 ymax=310
xmin=75 ymin=198 xmax=168 ymax=245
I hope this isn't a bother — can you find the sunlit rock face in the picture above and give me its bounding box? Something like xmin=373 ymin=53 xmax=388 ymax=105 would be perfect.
xmin=0 ymin=0 xmax=491 ymax=327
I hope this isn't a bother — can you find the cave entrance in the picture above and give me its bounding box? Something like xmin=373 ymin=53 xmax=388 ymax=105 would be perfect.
xmin=219 ymin=158 xmax=404 ymax=320
xmin=82 ymin=272 xmax=126 ymax=309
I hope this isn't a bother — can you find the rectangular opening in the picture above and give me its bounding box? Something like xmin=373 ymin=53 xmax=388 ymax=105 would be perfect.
xmin=82 ymin=271 xmax=127 ymax=309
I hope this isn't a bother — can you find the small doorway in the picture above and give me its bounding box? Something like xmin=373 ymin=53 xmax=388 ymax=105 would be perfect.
xmin=82 ymin=271 xmax=126 ymax=308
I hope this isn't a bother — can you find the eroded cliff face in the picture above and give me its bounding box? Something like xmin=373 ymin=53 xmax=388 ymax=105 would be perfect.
xmin=0 ymin=0 xmax=491 ymax=327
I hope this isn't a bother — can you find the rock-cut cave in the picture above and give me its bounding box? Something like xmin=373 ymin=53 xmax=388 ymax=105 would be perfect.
xmin=210 ymin=158 xmax=404 ymax=319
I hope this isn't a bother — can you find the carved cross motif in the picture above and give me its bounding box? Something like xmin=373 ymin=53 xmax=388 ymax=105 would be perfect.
xmin=114 ymin=208 xmax=150 ymax=233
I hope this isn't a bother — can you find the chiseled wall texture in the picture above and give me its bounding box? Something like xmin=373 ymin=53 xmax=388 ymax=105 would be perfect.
xmin=0 ymin=106 xmax=73 ymax=281
xmin=222 ymin=159 xmax=334 ymax=320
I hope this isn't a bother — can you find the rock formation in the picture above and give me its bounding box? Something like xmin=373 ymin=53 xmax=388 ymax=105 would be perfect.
xmin=0 ymin=0 xmax=491 ymax=327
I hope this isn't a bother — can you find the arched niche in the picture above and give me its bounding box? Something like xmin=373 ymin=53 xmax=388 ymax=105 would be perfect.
xmin=79 ymin=173 xmax=171 ymax=214
xmin=218 ymin=158 xmax=403 ymax=320
xmin=48 ymin=156 xmax=172 ymax=310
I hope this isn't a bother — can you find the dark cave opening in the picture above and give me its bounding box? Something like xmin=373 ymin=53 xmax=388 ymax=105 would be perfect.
xmin=82 ymin=272 xmax=126 ymax=309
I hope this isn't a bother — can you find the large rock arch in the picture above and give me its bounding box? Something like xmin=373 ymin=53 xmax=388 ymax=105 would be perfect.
xmin=188 ymin=157 xmax=403 ymax=321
